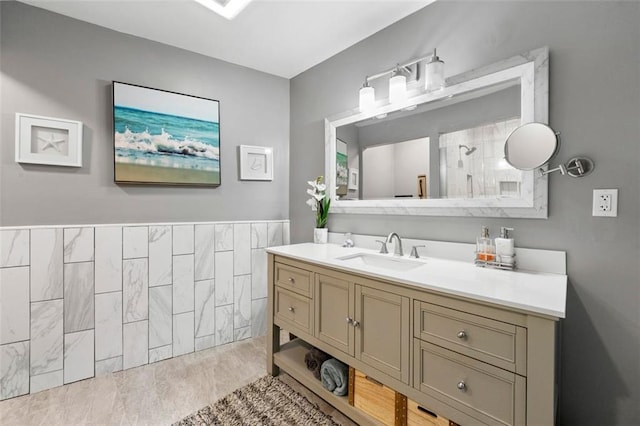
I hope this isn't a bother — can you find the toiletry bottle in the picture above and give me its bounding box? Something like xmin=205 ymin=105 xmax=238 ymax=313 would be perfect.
xmin=477 ymin=226 xmax=495 ymax=262
xmin=495 ymin=227 xmax=515 ymax=266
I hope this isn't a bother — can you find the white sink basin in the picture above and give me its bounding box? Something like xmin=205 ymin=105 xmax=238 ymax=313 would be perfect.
xmin=336 ymin=252 xmax=425 ymax=271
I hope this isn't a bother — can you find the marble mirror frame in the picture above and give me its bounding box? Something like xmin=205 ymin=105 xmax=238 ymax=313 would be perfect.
xmin=324 ymin=47 xmax=549 ymax=218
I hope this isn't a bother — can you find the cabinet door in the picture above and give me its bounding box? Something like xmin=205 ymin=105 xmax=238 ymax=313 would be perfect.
xmin=314 ymin=273 xmax=354 ymax=356
xmin=355 ymin=284 xmax=410 ymax=384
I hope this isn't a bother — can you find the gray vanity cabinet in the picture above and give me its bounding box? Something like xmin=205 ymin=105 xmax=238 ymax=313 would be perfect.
xmin=268 ymin=252 xmax=560 ymax=426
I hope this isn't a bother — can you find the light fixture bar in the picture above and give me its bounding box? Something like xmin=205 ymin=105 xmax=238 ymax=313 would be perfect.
xmin=193 ymin=0 xmax=253 ymax=20
xmin=365 ymin=54 xmax=432 ymax=83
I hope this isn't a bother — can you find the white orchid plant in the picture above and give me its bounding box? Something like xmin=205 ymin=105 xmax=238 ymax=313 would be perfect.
xmin=306 ymin=176 xmax=331 ymax=229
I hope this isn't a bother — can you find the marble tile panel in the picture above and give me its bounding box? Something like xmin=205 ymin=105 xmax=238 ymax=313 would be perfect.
xmin=195 ymin=280 xmax=215 ymax=338
xmin=123 ymin=321 xmax=148 ymax=370
xmin=149 ymin=345 xmax=172 ymax=363
xmin=215 ymin=305 xmax=233 ymax=346
xmin=63 ymin=262 xmax=94 ymax=333
xmin=234 ymin=326 xmax=251 ymax=342
xmin=123 ymin=226 xmax=148 ymax=259
xmin=149 ymin=225 xmax=172 ymax=287
xmin=95 ymin=356 xmax=122 ymax=376
xmin=63 ymin=330 xmax=94 ymax=384
xmin=283 ymin=222 xmax=290 ymax=245
xmin=234 ymin=275 xmax=251 ymax=329
xmin=194 ymin=224 xmax=215 ymax=280
xmin=194 ymin=335 xmax=215 ymax=352
xmin=123 ymin=258 xmax=148 ymax=323
xmin=63 ymin=227 xmax=94 ymax=263
xmin=94 ymin=227 xmax=122 ymax=294
xmin=173 ymin=225 xmax=194 ymax=255
xmin=250 ymin=223 xmax=267 ymax=249
xmin=30 ymin=299 xmax=63 ymax=375
xmin=214 ymin=251 xmax=233 ymax=306
xmin=173 ymin=254 xmax=194 ymax=314
xmin=251 ymin=248 xmax=267 ymax=300
xmin=173 ymin=312 xmax=194 ymax=357
xmin=30 ymin=229 xmax=63 ymax=301
xmin=0 ymin=229 xmax=29 ymax=268
xmin=0 ymin=267 xmax=29 ymax=345
xmin=233 ymin=224 xmax=251 ymax=276
xmin=251 ymin=298 xmax=268 ymax=338
xmin=0 ymin=341 xmax=29 ymax=400
xmin=95 ymin=292 xmax=123 ymax=361
xmin=214 ymin=224 xmax=233 ymax=251
xmin=267 ymin=222 xmax=283 ymax=247
xmin=30 ymin=369 xmax=63 ymax=394
xmin=149 ymin=285 xmax=172 ymax=349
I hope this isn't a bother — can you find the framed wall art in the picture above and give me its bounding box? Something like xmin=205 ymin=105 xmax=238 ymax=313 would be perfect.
xmin=348 ymin=168 xmax=359 ymax=190
xmin=15 ymin=113 xmax=83 ymax=167
xmin=113 ymin=81 xmax=221 ymax=186
xmin=239 ymin=145 xmax=273 ymax=181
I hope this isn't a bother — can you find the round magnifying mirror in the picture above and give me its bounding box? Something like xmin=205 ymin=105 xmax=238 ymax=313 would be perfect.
xmin=504 ymin=122 xmax=559 ymax=170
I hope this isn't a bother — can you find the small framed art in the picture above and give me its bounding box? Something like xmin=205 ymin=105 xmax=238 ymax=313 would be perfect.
xmin=348 ymin=168 xmax=359 ymax=190
xmin=239 ymin=145 xmax=273 ymax=181
xmin=15 ymin=113 xmax=83 ymax=167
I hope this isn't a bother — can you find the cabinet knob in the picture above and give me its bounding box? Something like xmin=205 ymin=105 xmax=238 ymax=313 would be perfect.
xmin=345 ymin=317 xmax=353 ymax=324
xmin=288 ymin=306 xmax=295 ymax=313
xmin=288 ymin=277 xmax=295 ymax=284
xmin=457 ymin=330 xmax=467 ymax=339
xmin=457 ymin=381 xmax=467 ymax=391
xmin=352 ymin=320 xmax=360 ymax=328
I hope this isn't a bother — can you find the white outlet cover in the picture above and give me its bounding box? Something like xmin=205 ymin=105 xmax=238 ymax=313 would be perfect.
xmin=593 ymin=189 xmax=618 ymax=217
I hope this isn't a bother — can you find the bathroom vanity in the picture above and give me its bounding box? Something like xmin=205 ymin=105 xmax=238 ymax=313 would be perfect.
xmin=266 ymin=243 xmax=566 ymax=426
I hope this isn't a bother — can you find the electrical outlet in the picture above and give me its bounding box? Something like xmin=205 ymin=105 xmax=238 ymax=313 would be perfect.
xmin=593 ymin=189 xmax=618 ymax=217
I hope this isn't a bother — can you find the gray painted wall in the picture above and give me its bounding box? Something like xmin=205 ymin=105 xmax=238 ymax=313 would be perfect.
xmin=1 ymin=2 xmax=289 ymax=226
xmin=290 ymin=2 xmax=639 ymax=425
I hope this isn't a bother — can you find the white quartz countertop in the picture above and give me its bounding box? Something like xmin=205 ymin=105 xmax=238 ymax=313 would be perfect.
xmin=267 ymin=243 xmax=567 ymax=319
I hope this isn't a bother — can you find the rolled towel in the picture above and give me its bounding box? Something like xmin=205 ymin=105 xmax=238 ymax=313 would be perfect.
xmin=304 ymin=348 xmax=331 ymax=380
xmin=320 ymin=358 xmax=349 ymax=396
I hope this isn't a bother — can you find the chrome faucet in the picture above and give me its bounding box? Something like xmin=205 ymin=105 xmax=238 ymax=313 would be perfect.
xmin=385 ymin=232 xmax=404 ymax=256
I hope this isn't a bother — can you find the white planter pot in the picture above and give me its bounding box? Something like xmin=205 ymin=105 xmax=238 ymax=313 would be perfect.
xmin=313 ymin=228 xmax=328 ymax=244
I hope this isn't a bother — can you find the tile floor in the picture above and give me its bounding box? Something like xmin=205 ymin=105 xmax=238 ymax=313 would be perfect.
xmin=0 ymin=336 xmax=355 ymax=425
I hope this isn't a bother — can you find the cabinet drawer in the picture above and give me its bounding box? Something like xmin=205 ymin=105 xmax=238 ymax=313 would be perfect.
xmin=414 ymin=340 xmax=525 ymax=426
xmin=414 ymin=301 xmax=526 ymax=374
xmin=275 ymin=262 xmax=312 ymax=297
xmin=274 ymin=287 xmax=312 ymax=333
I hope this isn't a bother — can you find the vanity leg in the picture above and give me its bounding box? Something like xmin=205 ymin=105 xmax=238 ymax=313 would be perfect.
xmin=266 ymin=253 xmax=280 ymax=376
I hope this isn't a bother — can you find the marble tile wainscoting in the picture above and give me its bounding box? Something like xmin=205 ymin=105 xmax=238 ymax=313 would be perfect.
xmin=0 ymin=220 xmax=290 ymax=401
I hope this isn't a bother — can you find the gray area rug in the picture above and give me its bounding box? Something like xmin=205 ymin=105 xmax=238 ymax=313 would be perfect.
xmin=174 ymin=375 xmax=340 ymax=426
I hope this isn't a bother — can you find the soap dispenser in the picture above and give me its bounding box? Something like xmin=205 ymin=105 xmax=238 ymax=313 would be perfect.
xmin=495 ymin=227 xmax=515 ymax=266
xmin=476 ymin=226 xmax=495 ymax=262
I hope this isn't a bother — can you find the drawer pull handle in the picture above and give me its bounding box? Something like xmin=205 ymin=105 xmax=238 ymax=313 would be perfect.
xmin=416 ymin=406 xmax=437 ymax=418
xmin=288 ymin=306 xmax=295 ymax=313
xmin=352 ymin=320 xmax=360 ymax=328
xmin=346 ymin=317 xmax=353 ymax=324
xmin=457 ymin=381 xmax=467 ymax=391
xmin=288 ymin=277 xmax=295 ymax=284
xmin=457 ymin=330 xmax=467 ymax=339
xmin=364 ymin=375 xmax=384 ymax=386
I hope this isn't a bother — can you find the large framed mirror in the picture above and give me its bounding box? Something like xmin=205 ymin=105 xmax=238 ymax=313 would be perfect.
xmin=324 ymin=47 xmax=549 ymax=218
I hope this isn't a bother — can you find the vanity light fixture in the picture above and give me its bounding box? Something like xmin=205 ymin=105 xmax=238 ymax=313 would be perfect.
xmin=425 ymin=48 xmax=445 ymax=91
xmin=358 ymin=79 xmax=375 ymax=113
xmin=193 ymin=0 xmax=253 ymax=20
xmin=357 ymin=49 xmax=445 ymax=114
xmin=389 ymin=65 xmax=408 ymax=105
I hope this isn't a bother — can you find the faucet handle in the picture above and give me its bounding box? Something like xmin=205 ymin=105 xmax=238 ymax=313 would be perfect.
xmin=410 ymin=245 xmax=425 ymax=259
xmin=375 ymin=240 xmax=389 ymax=254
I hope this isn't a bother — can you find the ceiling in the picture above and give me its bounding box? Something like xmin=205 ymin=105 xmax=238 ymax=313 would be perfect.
xmin=21 ymin=0 xmax=434 ymax=79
